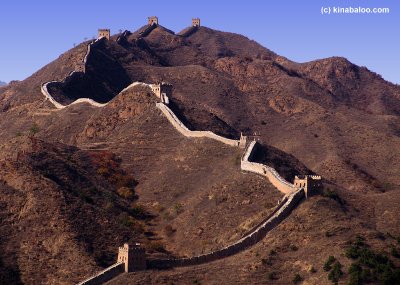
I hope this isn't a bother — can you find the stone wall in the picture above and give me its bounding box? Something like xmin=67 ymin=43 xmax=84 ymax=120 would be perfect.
xmin=179 ymin=26 xmax=198 ymax=38
xmin=41 ymin=38 xmax=105 ymax=109
xmin=241 ymin=141 xmax=294 ymax=195
xmin=76 ymin=262 xmax=124 ymax=285
xmin=156 ymin=103 xmax=240 ymax=147
xmin=148 ymin=188 xmax=304 ymax=269
xmin=139 ymin=24 xmax=157 ymax=37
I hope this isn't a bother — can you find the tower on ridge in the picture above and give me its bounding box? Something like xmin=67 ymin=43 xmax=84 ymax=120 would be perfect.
xmin=148 ymin=16 xmax=158 ymax=26
xmin=192 ymin=18 xmax=201 ymax=27
xmin=293 ymin=175 xmax=322 ymax=198
xmin=117 ymin=243 xmax=146 ymax=272
xmin=98 ymin=29 xmax=110 ymax=40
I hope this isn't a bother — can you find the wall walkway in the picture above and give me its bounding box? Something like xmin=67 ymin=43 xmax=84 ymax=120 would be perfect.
xmin=76 ymin=262 xmax=124 ymax=285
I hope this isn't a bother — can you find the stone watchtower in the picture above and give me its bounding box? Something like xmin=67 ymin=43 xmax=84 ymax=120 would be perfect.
xmin=148 ymin=16 xmax=158 ymax=26
xmin=293 ymin=175 xmax=322 ymax=198
xmin=192 ymin=18 xmax=201 ymax=27
xmin=117 ymin=243 xmax=146 ymax=272
xmin=150 ymin=82 xmax=172 ymax=104
xmin=239 ymin=133 xmax=248 ymax=148
xmin=98 ymin=29 xmax=110 ymax=40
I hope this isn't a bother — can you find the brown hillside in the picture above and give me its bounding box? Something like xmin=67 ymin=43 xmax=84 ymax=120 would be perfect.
xmin=0 ymin=24 xmax=399 ymax=285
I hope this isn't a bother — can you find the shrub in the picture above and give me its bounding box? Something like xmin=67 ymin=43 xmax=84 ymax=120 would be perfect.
xmin=148 ymin=241 xmax=166 ymax=252
xmin=117 ymin=186 xmax=134 ymax=199
xmin=323 ymin=189 xmax=344 ymax=205
xmin=174 ymin=203 xmax=184 ymax=214
xmin=29 ymin=123 xmax=39 ymax=135
xmin=164 ymin=225 xmax=176 ymax=237
xmin=292 ymin=273 xmax=302 ymax=284
xmin=129 ymin=204 xmax=146 ymax=219
xmin=328 ymin=261 xmax=343 ymax=284
xmin=268 ymin=271 xmax=277 ymax=280
xmin=324 ymin=256 xmax=336 ymax=271
xmin=261 ymin=257 xmax=272 ymax=266
xmin=391 ymin=246 xmax=400 ymax=259
xmin=290 ymin=244 xmax=299 ymax=251
xmin=345 ymin=236 xmax=400 ymax=284
xmin=309 ymin=266 xmax=317 ymax=273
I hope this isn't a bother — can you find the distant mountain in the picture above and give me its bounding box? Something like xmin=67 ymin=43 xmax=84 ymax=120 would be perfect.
xmin=0 ymin=81 xmax=7 ymax=86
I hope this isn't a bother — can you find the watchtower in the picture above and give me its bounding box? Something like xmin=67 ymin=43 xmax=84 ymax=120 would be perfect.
xmin=239 ymin=133 xmax=248 ymax=148
xmin=293 ymin=175 xmax=322 ymax=198
xmin=192 ymin=18 xmax=201 ymax=27
xmin=151 ymin=82 xmax=172 ymax=104
xmin=117 ymin=243 xmax=146 ymax=272
xmin=148 ymin=16 xmax=158 ymax=26
xmin=98 ymin=29 xmax=110 ymax=40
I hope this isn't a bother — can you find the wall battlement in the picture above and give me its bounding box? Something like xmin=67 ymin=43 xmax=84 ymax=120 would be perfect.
xmin=117 ymin=243 xmax=146 ymax=272
xmin=148 ymin=16 xmax=158 ymax=25
xmin=192 ymin=18 xmax=201 ymax=27
xmin=150 ymin=82 xmax=173 ymax=104
xmin=294 ymin=175 xmax=322 ymax=198
xmin=98 ymin=29 xmax=110 ymax=40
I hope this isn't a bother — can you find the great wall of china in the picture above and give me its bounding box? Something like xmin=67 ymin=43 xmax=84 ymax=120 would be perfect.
xmin=37 ymin=18 xmax=321 ymax=285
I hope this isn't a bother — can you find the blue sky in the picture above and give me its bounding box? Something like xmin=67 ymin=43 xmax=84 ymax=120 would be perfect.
xmin=0 ymin=0 xmax=398 ymax=84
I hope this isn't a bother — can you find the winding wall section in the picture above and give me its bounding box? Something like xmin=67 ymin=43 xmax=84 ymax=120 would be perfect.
xmin=148 ymin=188 xmax=303 ymax=269
xmin=241 ymin=141 xmax=294 ymax=195
xmin=156 ymin=102 xmax=240 ymax=147
xmin=41 ymin=38 xmax=109 ymax=109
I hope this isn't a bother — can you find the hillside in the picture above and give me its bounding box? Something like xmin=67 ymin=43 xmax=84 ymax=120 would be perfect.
xmin=0 ymin=23 xmax=399 ymax=285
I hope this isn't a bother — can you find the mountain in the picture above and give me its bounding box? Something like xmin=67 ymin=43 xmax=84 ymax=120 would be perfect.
xmin=0 ymin=81 xmax=6 ymax=86
xmin=0 ymin=24 xmax=399 ymax=285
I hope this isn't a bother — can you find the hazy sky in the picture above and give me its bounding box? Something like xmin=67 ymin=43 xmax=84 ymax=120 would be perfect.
xmin=0 ymin=0 xmax=398 ymax=84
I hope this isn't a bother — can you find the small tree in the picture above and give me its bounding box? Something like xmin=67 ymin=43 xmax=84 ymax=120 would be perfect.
xmin=328 ymin=262 xmax=343 ymax=284
xmin=292 ymin=273 xmax=302 ymax=284
xmin=324 ymin=256 xmax=336 ymax=271
xmin=29 ymin=123 xmax=39 ymax=136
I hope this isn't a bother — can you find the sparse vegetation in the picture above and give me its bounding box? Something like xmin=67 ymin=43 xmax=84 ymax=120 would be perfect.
xmin=29 ymin=123 xmax=39 ymax=135
xmin=391 ymin=246 xmax=400 ymax=259
xmin=345 ymin=236 xmax=400 ymax=284
xmin=129 ymin=203 xmax=147 ymax=219
xmin=174 ymin=202 xmax=184 ymax=214
xmin=164 ymin=224 xmax=176 ymax=237
xmin=268 ymin=271 xmax=277 ymax=280
xmin=148 ymin=241 xmax=166 ymax=252
xmin=328 ymin=261 xmax=343 ymax=284
xmin=261 ymin=257 xmax=272 ymax=266
xmin=292 ymin=273 xmax=302 ymax=284
xmin=117 ymin=186 xmax=134 ymax=199
xmin=324 ymin=256 xmax=337 ymax=271
xmin=323 ymin=188 xmax=345 ymax=205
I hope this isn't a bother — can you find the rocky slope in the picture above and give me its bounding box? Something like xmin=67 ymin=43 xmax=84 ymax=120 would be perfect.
xmin=0 ymin=24 xmax=399 ymax=285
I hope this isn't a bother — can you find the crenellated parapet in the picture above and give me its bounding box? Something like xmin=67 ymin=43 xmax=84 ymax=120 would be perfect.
xmin=117 ymin=243 xmax=146 ymax=272
xmin=150 ymin=82 xmax=173 ymax=104
xmin=192 ymin=18 xmax=201 ymax=27
xmin=98 ymin=29 xmax=110 ymax=40
xmin=148 ymin=16 xmax=158 ymax=26
xmin=294 ymin=175 xmax=322 ymax=198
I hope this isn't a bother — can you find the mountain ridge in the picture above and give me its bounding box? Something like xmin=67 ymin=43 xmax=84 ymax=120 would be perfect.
xmin=0 ymin=23 xmax=399 ymax=285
